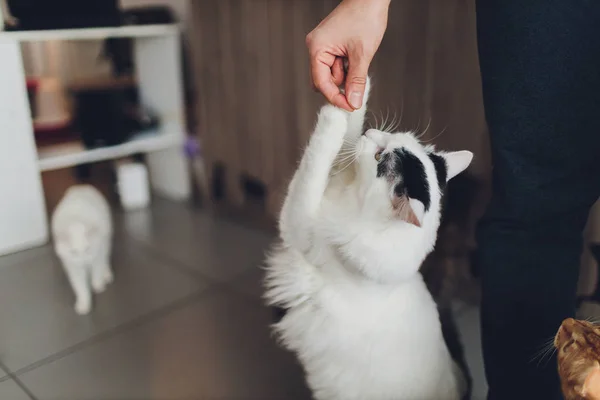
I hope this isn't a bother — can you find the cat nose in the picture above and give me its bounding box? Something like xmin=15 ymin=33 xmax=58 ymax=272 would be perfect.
xmin=556 ymin=318 xmax=576 ymax=344
xmin=365 ymin=129 xmax=377 ymax=139
xmin=556 ymin=325 xmax=570 ymax=346
xmin=563 ymin=318 xmax=576 ymax=330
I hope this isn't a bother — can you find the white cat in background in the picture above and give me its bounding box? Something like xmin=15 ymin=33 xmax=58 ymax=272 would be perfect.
xmin=264 ymin=77 xmax=473 ymax=400
xmin=52 ymin=185 xmax=113 ymax=315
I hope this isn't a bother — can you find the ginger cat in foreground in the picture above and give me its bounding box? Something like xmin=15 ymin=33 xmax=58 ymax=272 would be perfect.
xmin=556 ymin=318 xmax=600 ymax=400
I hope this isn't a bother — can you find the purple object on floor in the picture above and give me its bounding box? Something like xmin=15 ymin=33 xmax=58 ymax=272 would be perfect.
xmin=184 ymin=136 xmax=201 ymax=159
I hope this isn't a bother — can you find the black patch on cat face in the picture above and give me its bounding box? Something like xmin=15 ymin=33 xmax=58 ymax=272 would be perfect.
xmin=428 ymin=152 xmax=448 ymax=190
xmin=392 ymin=149 xmax=431 ymax=211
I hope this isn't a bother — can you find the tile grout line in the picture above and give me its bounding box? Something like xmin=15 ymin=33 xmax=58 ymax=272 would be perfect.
xmin=125 ymin=234 xmax=221 ymax=284
xmin=127 ymin=232 xmax=262 ymax=288
xmin=0 ymin=361 xmax=38 ymax=400
xmin=11 ymin=288 xmax=213 ymax=378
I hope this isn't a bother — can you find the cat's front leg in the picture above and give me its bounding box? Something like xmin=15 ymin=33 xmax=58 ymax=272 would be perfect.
xmin=62 ymin=260 xmax=92 ymax=315
xmin=280 ymin=105 xmax=349 ymax=250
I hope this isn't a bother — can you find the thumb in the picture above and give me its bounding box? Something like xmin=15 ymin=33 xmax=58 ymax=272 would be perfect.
xmin=345 ymin=53 xmax=370 ymax=110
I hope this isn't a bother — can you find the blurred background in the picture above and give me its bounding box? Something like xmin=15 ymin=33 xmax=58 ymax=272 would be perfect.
xmin=0 ymin=1 xmax=598 ymax=399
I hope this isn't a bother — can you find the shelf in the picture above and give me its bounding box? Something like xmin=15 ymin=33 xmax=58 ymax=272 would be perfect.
xmin=0 ymin=24 xmax=179 ymax=42
xmin=37 ymin=130 xmax=182 ymax=172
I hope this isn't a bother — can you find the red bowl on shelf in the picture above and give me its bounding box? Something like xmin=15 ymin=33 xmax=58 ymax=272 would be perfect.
xmin=34 ymin=117 xmax=77 ymax=147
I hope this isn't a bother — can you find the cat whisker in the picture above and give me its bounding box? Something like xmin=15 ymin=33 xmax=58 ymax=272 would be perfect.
xmin=530 ymin=336 xmax=558 ymax=365
xmin=370 ymin=110 xmax=379 ymax=131
xmin=333 ymin=147 xmax=360 ymax=165
xmin=532 ymin=344 xmax=556 ymax=367
xmin=333 ymin=154 xmax=358 ymax=166
xmin=337 ymin=147 xmax=358 ymax=156
xmin=388 ymin=113 xmax=401 ymax=133
xmin=422 ymin=125 xmax=448 ymax=144
xmin=332 ymin=159 xmax=357 ymax=176
xmin=332 ymin=145 xmax=361 ymax=176
xmin=379 ymin=109 xmax=389 ymax=132
xmin=414 ymin=117 xmax=422 ymax=134
xmin=583 ymin=315 xmax=600 ymax=325
xmin=382 ymin=110 xmax=400 ymax=134
xmin=416 ymin=117 xmax=433 ymax=140
xmin=377 ymin=110 xmax=385 ymax=131
xmin=384 ymin=108 xmax=394 ymax=132
xmin=341 ymin=139 xmax=359 ymax=149
xmin=398 ymin=100 xmax=404 ymax=130
xmin=539 ymin=347 xmax=558 ymax=368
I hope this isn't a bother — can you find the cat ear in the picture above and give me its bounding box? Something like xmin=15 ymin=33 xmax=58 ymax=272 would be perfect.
xmin=408 ymin=198 xmax=425 ymax=227
xmin=392 ymin=196 xmax=424 ymax=227
xmin=442 ymin=150 xmax=473 ymax=181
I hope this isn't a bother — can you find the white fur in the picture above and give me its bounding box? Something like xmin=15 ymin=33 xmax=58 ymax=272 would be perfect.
xmin=51 ymin=185 xmax=113 ymax=315
xmin=264 ymin=78 xmax=473 ymax=400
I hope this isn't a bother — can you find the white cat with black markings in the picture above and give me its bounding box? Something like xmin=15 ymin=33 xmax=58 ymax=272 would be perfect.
xmin=52 ymin=185 xmax=113 ymax=315
xmin=264 ymin=78 xmax=473 ymax=400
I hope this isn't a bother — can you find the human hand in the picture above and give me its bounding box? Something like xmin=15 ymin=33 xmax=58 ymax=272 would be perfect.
xmin=306 ymin=0 xmax=390 ymax=111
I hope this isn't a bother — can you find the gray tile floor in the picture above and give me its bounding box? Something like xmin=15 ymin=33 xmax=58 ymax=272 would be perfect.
xmin=0 ymin=198 xmax=487 ymax=399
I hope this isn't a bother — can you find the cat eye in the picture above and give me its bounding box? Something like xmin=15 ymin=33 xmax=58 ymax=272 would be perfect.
xmin=563 ymin=339 xmax=575 ymax=352
xmin=375 ymin=150 xmax=383 ymax=162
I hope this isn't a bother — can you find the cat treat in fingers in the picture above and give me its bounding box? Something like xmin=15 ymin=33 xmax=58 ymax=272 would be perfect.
xmin=264 ymin=76 xmax=473 ymax=400
xmin=52 ymin=185 xmax=113 ymax=315
xmin=556 ymin=318 xmax=600 ymax=400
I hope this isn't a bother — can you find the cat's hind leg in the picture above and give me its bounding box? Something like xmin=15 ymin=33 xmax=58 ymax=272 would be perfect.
xmin=92 ymin=241 xmax=113 ymax=293
xmin=63 ymin=260 xmax=92 ymax=315
xmin=91 ymin=264 xmax=108 ymax=294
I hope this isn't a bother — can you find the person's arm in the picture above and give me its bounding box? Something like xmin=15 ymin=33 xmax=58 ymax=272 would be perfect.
xmin=306 ymin=0 xmax=391 ymax=111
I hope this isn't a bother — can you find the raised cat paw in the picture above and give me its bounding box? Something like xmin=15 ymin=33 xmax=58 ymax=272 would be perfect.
xmin=319 ymin=104 xmax=349 ymax=129
xmin=320 ymin=104 xmax=349 ymax=118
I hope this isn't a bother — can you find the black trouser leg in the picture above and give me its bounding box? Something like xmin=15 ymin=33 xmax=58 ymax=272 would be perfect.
xmin=476 ymin=1 xmax=600 ymax=398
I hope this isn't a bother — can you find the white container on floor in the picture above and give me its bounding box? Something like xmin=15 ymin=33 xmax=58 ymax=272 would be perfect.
xmin=117 ymin=162 xmax=151 ymax=210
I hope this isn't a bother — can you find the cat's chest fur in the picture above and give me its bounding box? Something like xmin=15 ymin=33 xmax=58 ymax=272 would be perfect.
xmin=274 ymin=245 xmax=460 ymax=400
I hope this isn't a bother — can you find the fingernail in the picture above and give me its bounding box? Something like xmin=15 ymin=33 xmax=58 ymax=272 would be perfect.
xmin=349 ymin=91 xmax=363 ymax=109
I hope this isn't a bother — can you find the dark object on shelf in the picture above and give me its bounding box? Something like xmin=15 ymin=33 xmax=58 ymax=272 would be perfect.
xmin=70 ymin=78 xmax=159 ymax=149
xmin=100 ymin=38 xmax=134 ymax=77
xmin=98 ymin=6 xmax=177 ymax=78
xmin=74 ymin=164 xmax=93 ymax=182
xmin=121 ymin=6 xmax=176 ymax=26
xmin=5 ymin=0 xmax=119 ymax=31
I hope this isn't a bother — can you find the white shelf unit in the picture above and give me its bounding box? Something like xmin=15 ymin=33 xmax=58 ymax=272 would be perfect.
xmin=0 ymin=24 xmax=179 ymax=41
xmin=0 ymin=24 xmax=191 ymax=256
xmin=37 ymin=130 xmax=182 ymax=172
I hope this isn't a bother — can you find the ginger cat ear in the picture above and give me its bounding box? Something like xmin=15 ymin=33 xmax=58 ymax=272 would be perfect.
xmin=581 ymin=363 xmax=600 ymax=399
xmin=442 ymin=150 xmax=473 ymax=181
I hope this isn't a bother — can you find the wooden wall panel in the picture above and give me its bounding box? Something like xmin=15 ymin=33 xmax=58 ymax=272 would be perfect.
xmin=189 ymin=0 xmax=490 ymax=218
